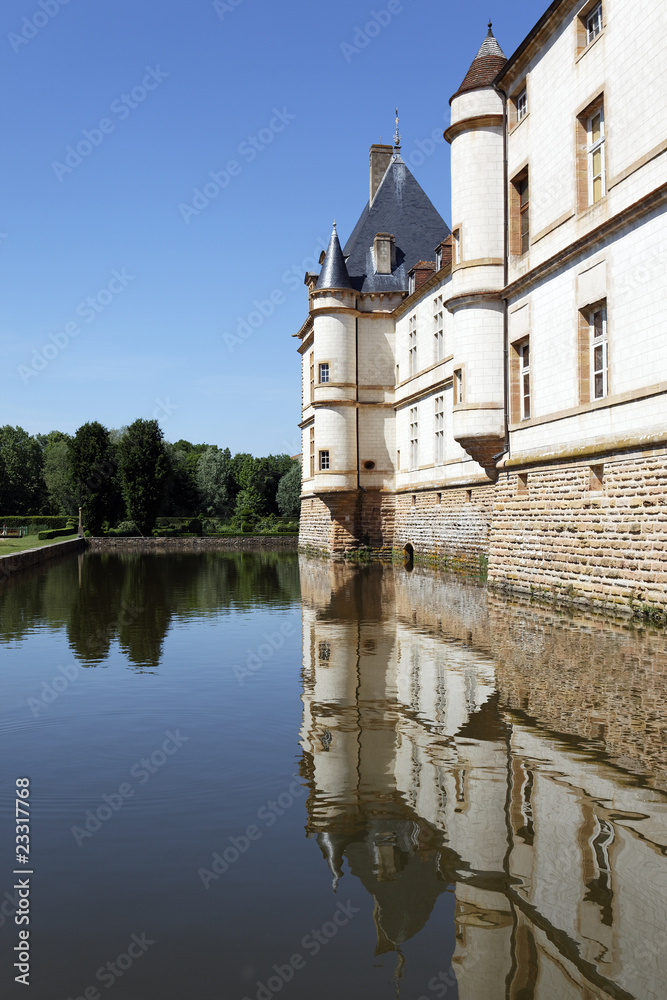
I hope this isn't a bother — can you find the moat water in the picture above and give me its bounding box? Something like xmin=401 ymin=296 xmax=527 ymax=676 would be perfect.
xmin=1 ymin=551 xmax=667 ymax=1000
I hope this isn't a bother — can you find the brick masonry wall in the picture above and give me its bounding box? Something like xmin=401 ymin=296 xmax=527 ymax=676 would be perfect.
xmin=489 ymin=447 xmax=667 ymax=614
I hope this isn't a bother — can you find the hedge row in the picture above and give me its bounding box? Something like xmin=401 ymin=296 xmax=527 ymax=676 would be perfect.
xmin=0 ymin=516 xmax=69 ymax=529
xmin=37 ymin=528 xmax=78 ymax=541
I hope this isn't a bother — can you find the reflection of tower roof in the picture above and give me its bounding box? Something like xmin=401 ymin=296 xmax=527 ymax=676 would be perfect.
xmin=316 ymin=224 xmax=353 ymax=290
xmin=450 ymin=23 xmax=507 ymax=103
xmin=456 ymin=693 xmax=511 ymax=742
xmin=341 ymin=157 xmax=448 ymax=294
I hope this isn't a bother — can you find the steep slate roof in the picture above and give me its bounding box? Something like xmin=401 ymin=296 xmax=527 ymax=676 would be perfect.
xmin=450 ymin=23 xmax=507 ymax=103
xmin=341 ymin=154 xmax=449 ymax=294
xmin=316 ymin=223 xmax=353 ymax=290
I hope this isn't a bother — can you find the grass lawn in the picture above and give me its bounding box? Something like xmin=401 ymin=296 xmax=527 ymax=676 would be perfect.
xmin=0 ymin=534 xmax=79 ymax=556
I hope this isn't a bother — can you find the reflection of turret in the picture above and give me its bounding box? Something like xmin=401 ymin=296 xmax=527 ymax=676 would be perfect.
xmin=299 ymin=554 xmax=667 ymax=999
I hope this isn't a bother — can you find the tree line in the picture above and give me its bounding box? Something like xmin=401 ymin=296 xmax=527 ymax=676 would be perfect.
xmin=0 ymin=421 xmax=302 ymax=535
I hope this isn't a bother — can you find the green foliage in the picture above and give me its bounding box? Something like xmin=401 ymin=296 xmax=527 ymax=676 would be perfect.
xmin=38 ymin=528 xmax=77 ymax=540
xmin=276 ymin=461 xmax=302 ymax=518
xmin=0 ymin=426 xmax=45 ymax=514
xmin=0 ymin=516 xmax=68 ymax=529
xmin=70 ymin=422 xmax=119 ymax=535
xmin=43 ymin=438 xmax=78 ymax=516
xmin=187 ymin=517 xmax=203 ymax=536
xmin=117 ymin=419 xmax=168 ymax=536
xmin=107 ymin=520 xmax=141 ymax=537
xmin=196 ymin=447 xmax=233 ymax=517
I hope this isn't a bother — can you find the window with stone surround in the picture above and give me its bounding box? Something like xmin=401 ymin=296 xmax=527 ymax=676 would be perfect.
xmin=309 ymin=427 xmax=315 ymax=478
xmin=319 ymin=362 xmax=330 ymax=384
xmin=409 ymin=316 xmax=418 ymax=376
xmin=510 ymin=338 xmax=531 ymax=422
xmin=433 ymin=295 xmax=445 ymax=362
xmin=434 ymin=395 xmax=445 ymax=464
xmin=576 ymin=96 xmax=605 ymax=209
xmin=517 ymin=88 xmax=528 ymax=121
xmin=510 ymin=168 xmax=530 ymax=256
xmin=452 ymin=227 xmax=461 ymax=265
xmin=586 ymin=2 xmax=603 ymax=43
xmin=319 ymin=450 xmax=329 ymax=471
xmin=578 ymin=300 xmax=608 ymax=403
xmin=454 ymin=368 xmax=464 ymax=405
xmin=576 ymin=1 xmax=604 ymax=57
xmin=309 ymin=353 xmax=314 ymax=403
xmin=409 ymin=406 xmax=419 ymax=469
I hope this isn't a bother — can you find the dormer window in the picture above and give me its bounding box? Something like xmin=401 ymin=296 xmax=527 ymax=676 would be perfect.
xmin=587 ymin=2 xmax=603 ymax=43
xmin=408 ymin=272 xmax=415 ymax=294
xmin=435 ymin=248 xmax=442 ymax=271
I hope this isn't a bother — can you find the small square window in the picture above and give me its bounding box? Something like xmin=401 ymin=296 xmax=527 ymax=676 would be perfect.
xmin=517 ymin=473 xmax=529 ymax=495
xmin=319 ymin=450 xmax=330 ymax=471
xmin=319 ymin=363 xmax=330 ymax=384
xmin=436 ymin=492 xmax=442 ymax=505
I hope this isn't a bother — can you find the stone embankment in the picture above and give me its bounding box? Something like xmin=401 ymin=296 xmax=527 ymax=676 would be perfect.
xmin=0 ymin=536 xmax=86 ymax=581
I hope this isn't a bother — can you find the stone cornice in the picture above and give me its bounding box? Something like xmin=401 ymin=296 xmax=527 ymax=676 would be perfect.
xmin=444 ymin=113 xmax=504 ymax=144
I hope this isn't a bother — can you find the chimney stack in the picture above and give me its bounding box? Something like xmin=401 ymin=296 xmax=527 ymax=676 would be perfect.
xmin=369 ymin=144 xmax=393 ymax=204
xmin=374 ymin=233 xmax=396 ymax=274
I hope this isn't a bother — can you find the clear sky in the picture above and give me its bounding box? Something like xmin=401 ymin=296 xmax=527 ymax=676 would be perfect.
xmin=1 ymin=0 xmax=548 ymax=454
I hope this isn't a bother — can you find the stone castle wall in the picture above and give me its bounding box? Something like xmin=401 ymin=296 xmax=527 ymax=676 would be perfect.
xmin=300 ymin=445 xmax=667 ymax=614
xmin=489 ymin=447 xmax=667 ymax=615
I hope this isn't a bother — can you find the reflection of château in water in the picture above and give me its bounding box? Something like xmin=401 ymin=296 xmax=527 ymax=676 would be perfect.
xmin=299 ymin=556 xmax=667 ymax=999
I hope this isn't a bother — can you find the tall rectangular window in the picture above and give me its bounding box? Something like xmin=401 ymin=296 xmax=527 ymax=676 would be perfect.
xmin=452 ymin=228 xmax=461 ymax=265
xmin=309 ymin=427 xmax=315 ymax=478
xmin=309 ymin=353 xmax=314 ymax=403
xmin=511 ymin=170 xmax=530 ymax=255
xmin=454 ymin=369 xmax=463 ymax=405
xmin=591 ymin=305 xmax=608 ymax=399
xmin=409 ymin=316 xmax=417 ymax=376
xmin=520 ymin=342 xmax=531 ymax=419
xmin=517 ymin=88 xmax=528 ymax=121
xmin=319 ymin=450 xmax=330 ymax=471
xmin=587 ymin=2 xmax=603 ymax=43
xmin=409 ymin=407 xmax=419 ymax=469
xmin=319 ymin=362 xmax=329 ymax=384
xmin=434 ymin=395 xmax=445 ymax=464
xmin=588 ymin=107 xmax=605 ymax=204
xmin=433 ymin=295 xmax=444 ymax=362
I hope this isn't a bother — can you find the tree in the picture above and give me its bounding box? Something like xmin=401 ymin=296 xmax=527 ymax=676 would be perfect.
xmin=118 ymin=419 xmax=168 ymax=535
xmin=70 ymin=422 xmax=118 ymax=534
xmin=43 ymin=437 xmax=78 ymax=515
xmin=234 ymin=453 xmax=293 ymax=516
xmin=196 ymin=447 xmax=233 ymax=516
xmin=276 ymin=461 xmax=302 ymax=518
xmin=0 ymin=426 xmax=45 ymax=513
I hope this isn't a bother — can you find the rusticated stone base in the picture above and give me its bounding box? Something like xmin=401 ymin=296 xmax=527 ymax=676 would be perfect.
xmin=298 ymin=490 xmax=394 ymax=557
xmin=488 ymin=447 xmax=667 ymax=616
xmin=393 ymin=485 xmax=494 ymax=575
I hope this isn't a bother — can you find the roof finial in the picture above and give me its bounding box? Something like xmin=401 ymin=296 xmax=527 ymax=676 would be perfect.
xmin=394 ymin=108 xmax=401 ymax=149
xmin=488 ymin=19 xmax=493 ymax=33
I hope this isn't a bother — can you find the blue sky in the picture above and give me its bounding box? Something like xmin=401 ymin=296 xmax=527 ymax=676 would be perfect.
xmin=1 ymin=0 xmax=548 ymax=454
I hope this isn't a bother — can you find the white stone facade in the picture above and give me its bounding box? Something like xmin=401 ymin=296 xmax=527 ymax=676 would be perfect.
xmin=296 ymin=0 xmax=667 ymax=596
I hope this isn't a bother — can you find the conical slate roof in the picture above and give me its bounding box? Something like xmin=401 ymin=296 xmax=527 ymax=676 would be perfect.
xmin=450 ymin=23 xmax=507 ymax=103
xmin=316 ymin=223 xmax=353 ymax=290
xmin=341 ymin=154 xmax=449 ymax=294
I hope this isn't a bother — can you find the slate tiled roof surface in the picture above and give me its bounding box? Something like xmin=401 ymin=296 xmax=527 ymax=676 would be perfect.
xmin=340 ymin=155 xmax=449 ymax=294
xmin=316 ymin=225 xmax=353 ymax=290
